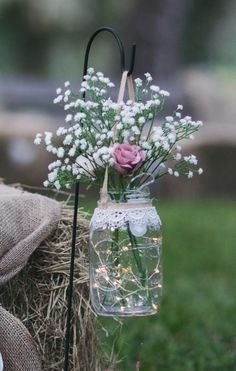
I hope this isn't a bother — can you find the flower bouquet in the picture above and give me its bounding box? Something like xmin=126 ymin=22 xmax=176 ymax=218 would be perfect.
xmin=35 ymin=68 xmax=203 ymax=316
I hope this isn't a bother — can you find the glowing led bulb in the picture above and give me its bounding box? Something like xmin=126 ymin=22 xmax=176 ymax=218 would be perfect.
xmin=122 ymin=245 xmax=129 ymax=251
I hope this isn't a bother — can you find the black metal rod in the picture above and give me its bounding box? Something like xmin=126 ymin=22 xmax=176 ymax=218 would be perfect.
xmin=63 ymin=26 xmax=136 ymax=371
xmin=127 ymin=43 xmax=136 ymax=76
xmin=64 ymin=182 xmax=79 ymax=371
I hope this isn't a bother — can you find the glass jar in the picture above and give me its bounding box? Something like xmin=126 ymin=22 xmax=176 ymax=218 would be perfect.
xmin=89 ymin=188 xmax=162 ymax=316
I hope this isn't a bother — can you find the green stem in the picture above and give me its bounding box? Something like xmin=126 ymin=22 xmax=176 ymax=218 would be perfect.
xmin=127 ymin=227 xmax=147 ymax=287
xmin=112 ymin=228 xmax=120 ymax=266
xmin=120 ymin=187 xmax=147 ymax=287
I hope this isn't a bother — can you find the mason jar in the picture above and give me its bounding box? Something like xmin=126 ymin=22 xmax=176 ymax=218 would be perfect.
xmin=89 ymin=188 xmax=162 ymax=316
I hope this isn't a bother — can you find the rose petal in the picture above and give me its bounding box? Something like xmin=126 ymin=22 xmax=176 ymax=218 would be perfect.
xmin=112 ymin=143 xmax=145 ymax=174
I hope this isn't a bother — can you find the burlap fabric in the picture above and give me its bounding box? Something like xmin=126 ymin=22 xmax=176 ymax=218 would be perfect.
xmin=0 ymin=306 xmax=41 ymax=370
xmin=0 ymin=184 xmax=61 ymax=284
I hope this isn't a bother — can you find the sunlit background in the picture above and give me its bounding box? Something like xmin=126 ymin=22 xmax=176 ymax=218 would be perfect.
xmin=1 ymin=1 xmax=236 ymax=370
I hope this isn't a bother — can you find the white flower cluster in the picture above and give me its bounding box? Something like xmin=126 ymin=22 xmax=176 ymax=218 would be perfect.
xmin=34 ymin=68 xmax=203 ymax=190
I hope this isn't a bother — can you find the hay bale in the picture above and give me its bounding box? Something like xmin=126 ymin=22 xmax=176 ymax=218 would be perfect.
xmin=0 ymin=196 xmax=111 ymax=370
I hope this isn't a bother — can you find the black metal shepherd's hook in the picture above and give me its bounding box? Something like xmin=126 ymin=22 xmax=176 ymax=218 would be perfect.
xmin=63 ymin=27 xmax=136 ymax=371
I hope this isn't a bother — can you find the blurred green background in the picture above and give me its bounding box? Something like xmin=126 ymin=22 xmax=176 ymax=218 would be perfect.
xmin=0 ymin=0 xmax=236 ymax=370
xmin=98 ymin=200 xmax=236 ymax=370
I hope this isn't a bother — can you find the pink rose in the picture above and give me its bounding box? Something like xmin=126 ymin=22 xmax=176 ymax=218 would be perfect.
xmin=112 ymin=143 xmax=145 ymax=175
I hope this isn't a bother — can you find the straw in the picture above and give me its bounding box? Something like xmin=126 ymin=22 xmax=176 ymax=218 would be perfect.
xmin=0 ymin=190 xmax=116 ymax=370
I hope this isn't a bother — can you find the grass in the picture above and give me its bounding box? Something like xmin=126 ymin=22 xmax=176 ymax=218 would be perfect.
xmin=81 ymin=198 xmax=236 ymax=371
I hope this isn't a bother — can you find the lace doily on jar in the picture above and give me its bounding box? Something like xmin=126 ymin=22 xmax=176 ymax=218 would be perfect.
xmin=90 ymin=205 xmax=161 ymax=236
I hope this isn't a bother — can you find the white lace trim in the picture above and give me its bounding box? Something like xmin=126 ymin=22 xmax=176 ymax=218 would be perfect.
xmin=90 ymin=205 xmax=161 ymax=231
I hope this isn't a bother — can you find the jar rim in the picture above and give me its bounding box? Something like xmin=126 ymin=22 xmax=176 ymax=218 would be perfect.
xmin=100 ymin=187 xmax=151 ymax=203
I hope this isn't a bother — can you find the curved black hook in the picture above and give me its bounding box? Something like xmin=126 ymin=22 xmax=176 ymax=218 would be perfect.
xmin=83 ymin=26 xmax=136 ymax=78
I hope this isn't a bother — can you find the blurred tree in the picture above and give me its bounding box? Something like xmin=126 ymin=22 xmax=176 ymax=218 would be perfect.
xmin=0 ymin=0 xmax=53 ymax=74
xmin=125 ymin=0 xmax=192 ymax=77
xmin=184 ymin=0 xmax=232 ymax=65
xmin=125 ymin=0 xmax=232 ymax=77
xmin=206 ymin=0 xmax=236 ymax=69
xmin=0 ymin=0 xmax=234 ymax=77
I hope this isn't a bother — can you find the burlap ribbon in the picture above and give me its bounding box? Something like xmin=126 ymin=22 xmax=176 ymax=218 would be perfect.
xmin=117 ymin=70 xmax=135 ymax=103
xmin=100 ymin=71 xmax=135 ymax=205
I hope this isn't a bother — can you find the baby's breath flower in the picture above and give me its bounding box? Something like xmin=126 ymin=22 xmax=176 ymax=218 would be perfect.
xmin=57 ymin=147 xmax=65 ymax=158
xmin=53 ymin=95 xmax=63 ymax=104
xmin=34 ymin=133 xmax=42 ymax=145
xmin=87 ymin=67 xmax=94 ymax=74
xmin=56 ymin=127 xmax=66 ymax=136
xmin=63 ymin=134 xmax=73 ymax=145
xmin=148 ymin=113 xmax=153 ymax=119
xmin=35 ymin=68 xmax=203 ymax=190
xmin=144 ymin=72 xmax=153 ymax=82
xmin=166 ymin=116 xmax=174 ymax=122
xmin=196 ymin=120 xmax=203 ymax=127
xmin=65 ymin=114 xmax=73 ymax=123
xmin=134 ymin=78 xmax=142 ymax=87
xmin=44 ymin=132 xmax=52 ymax=145
xmin=116 ymin=123 xmax=123 ymax=130
xmin=187 ymin=171 xmax=193 ymax=178
xmin=184 ymin=155 xmax=198 ymax=165
xmin=132 ymin=126 xmax=140 ymax=135
xmin=150 ymin=85 xmax=159 ymax=92
xmin=160 ymin=89 xmax=170 ymax=96
xmin=74 ymin=112 xmax=86 ymax=121
xmin=64 ymin=104 xmax=70 ymax=110
xmin=168 ymin=132 xmax=176 ymax=143
xmin=48 ymin=171 xmax=58 ymax=183
xmin=107 ymin=131 xmax=114 ymax=138
xmin=54 ymin=180 xmax=61 ymax=190
xmin=138 ymin=116 xmax=146 ymax=124
xmin=142 ymin=142 xmax=151 ymax=150
xmin=174 ymin=153 xmax=182 ymax=161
